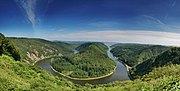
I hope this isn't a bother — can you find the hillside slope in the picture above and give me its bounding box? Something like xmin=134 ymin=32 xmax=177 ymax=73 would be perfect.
xmin=10 ymin=38 xmax=75 ymax=64
xmin=1 ymin=53 xmax=179 ymax=91
xmin=110 ymin=43 xmax=168 ymax=67
xmin=51 ymin=42 xmax=116 ymax=78
xmin=0 ymin=55 xmax=78 ymax=90
xmin=131 ymin=47 xmax=180 ymax=78
xmin=76 ymin=42 xmax=108 ymax=54
xmin=0 ymin=33 xmax=179 ymax=90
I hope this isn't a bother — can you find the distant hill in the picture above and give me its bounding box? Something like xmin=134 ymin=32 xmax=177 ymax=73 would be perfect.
xmin=110 ymin=43 xmax=169 ymax=67
xmin=10 ymin=38 xmax=76 ymax=64
xmin=51 ymin=42 xmax=116 ymax=78
xmin=64 ymin=41 xmax=86 ymax=47
xmin=76 ymin=42 xmax=108 ymax=55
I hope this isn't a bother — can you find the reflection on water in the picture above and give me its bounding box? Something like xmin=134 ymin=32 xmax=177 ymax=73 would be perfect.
xmin=35 ymin=47 xmax=129 ymax=85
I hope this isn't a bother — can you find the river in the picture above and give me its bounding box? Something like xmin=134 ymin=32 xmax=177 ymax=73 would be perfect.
xmin=35 ymin=46 xmax=129 ymax=85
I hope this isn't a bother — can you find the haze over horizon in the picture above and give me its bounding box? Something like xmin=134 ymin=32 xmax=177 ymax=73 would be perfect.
xmin=1 ymin=0 xmax=180 ymax=46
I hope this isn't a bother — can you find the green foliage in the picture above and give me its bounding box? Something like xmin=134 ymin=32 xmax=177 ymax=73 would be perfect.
xmin=0 ymin=45 xmax=179 ymax=90
xmin=111 ymin=43 xmax=168 ymax=66
xmin=141 ymin=64 xmax=180 ymax=91
xmin=10 ymin=38 xmax=76 ymax=63
xmin=142 ymin=64 xmax=180 ymax=80
xmin=0 ymin=55 xmax=77 ymax=90
xmin=51 ymin=42 xmax=116 ymax=78
xmin=76 ymin=42 xmax=108 ymax=55
xmin=131 ymin=47 xmax=180 ymax=78
xmin=0 ymin=33 xmax=20 ymax=61
xmin=0 ymin=33 xmax=179 ymax=90
xmin=154 ymin=77 xmax=180 ymax=91
xmin=88 ymin=65 xmax=180 ymax=91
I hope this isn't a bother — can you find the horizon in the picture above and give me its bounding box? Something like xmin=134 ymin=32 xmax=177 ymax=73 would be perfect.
xmin=8 ymin=35 xmax=175 ymax=47
xmin=1 ymin=0 xmax=180 ymax=46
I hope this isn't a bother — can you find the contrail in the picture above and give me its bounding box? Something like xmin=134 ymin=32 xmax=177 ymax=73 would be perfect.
xmin=172 ymin=0 xmax=177 ymax=7
xmin=142 ymin=15 xmax=165 ymax=25
xmin=14 ymin=0 xmax=52 ymax=30
xmin=14 ymin=0 xmax=37 ymax=30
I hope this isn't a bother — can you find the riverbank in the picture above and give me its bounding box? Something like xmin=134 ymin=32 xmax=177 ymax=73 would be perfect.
xmin=124 ymin=64 xmax=132 ymax=71
xmin=51 ymin=65 xmax=117 ymax=81
xmin=33 ymin=50 xmax=117 ymax=81
xmin=124 ymin=63 xmax=131 ymax=72
xmin=113 ymin=57 xmax=132 ymax=72
xmin=35 ymin=48 xmax=130 ymax=85
xmin=117 ymin=60 xmax=132 ymax=79
xmin=32 ymin=55 xmax=61 ymax=65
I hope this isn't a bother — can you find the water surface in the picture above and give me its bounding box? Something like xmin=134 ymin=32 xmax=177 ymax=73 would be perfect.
xmin=35 ymin=47 xmax=129 ymax=85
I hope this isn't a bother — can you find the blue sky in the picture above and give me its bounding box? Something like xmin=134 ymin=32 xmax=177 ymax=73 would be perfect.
xmin=0 ymin=0 xmax=180 ymax=45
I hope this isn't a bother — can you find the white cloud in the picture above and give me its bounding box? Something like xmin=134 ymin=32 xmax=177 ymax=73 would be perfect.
xmin=44 ymin=30 xmax=180 ymax=46
xmin=142 ymin=15 xmax=180 ymax=32
xmin=15 ymin=0 xmax=37 ymax=30
xmin=142 ymin=15 xmax=164 ymax=25
xmin=14 ymin=0 xmax=52 ymax=30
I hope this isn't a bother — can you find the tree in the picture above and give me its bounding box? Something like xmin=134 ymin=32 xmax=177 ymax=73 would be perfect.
xmin=0 ymin=33 xmax=20 ymax=61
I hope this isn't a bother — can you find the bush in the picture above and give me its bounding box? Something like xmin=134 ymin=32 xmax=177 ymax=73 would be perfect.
xmin=0 ymin=33 xmax=20 ymax=61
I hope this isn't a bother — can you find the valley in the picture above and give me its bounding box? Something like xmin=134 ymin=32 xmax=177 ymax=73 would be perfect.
xmin=0 ymin=33 xmax=179 ymax=90
xmin=50 ymin=42 xmax=116 ymax=79
xmin=1 ymin=0 xmax=180 ymax=90
xmin=35 ymin=45 xmax=129 ymax=85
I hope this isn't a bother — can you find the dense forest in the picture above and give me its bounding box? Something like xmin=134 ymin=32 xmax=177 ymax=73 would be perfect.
xmin=0 ymin=34 xmax=20 ymax=61
xmin=51 ymin=42 xmax=116 ymax=78
xmin=10 ymin=38 xmax=78 ymax=63
xmin=0 ymin=33 xmax=179 ymax=90
xmin=110 ymin=43 xmax=169 ymax=67
xmin=131 ymin=47 xmax=180 ymax=78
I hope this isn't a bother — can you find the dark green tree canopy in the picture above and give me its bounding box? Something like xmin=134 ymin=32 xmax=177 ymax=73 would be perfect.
xmin=51 ymin=42 xmax=115 ymax=78
xmin=0 ymin=33 xmax=20 ymax=61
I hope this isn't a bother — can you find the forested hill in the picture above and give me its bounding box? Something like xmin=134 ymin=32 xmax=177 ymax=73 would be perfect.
xmin=76 ymin=42 xmax=108 ymax=55
xmin=110 ymin=43 xmax=169 ymax=67
xmin=10 ymin=38 xmax=76 ymax=64
xmin=0 ymin=33 xmax=180 ymax=90
xmin=51 ymin=42 xmax=116 ymax=78
xmin=131 ymin=47 xmax=180 ymax=78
